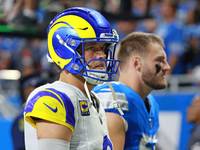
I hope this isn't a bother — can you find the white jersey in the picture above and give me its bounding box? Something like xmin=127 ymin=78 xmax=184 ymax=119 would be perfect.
xmin=24 ymin=81 xmax=112 ymax=150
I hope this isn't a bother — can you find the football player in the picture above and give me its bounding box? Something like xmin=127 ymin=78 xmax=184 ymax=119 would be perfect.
xmin=187 ymin=94 xmax=200 ymax=150
xmin=93 ymin=32 xmax=170 ymax=150
xmin=24 ymin=7 xmax=119 ymax=150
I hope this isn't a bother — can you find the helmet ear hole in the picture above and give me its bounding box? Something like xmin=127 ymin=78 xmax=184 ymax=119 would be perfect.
xmin=76 ymin=45 xmax=82 ymax=55
xmin=105 ymin=43 xmax=112 ymax=58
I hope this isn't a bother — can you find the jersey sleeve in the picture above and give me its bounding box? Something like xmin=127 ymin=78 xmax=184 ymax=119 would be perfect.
xmin=93 ymin=82 xmax=129 ymax=132
xmin=93 ymin=83 xmax=128 ymax=115
xmin=24 ymin=88 xmax=75 ymax=132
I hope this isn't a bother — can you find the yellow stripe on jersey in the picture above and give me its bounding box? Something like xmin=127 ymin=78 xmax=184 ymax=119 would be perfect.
xmin=42 ymin=89 xmax=65 ymax=107
xmin=25 ymin=89 xmax=75 ymax=132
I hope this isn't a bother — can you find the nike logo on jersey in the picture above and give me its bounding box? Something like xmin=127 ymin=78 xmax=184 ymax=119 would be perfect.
xmin=43 ymin=103 xmax=57 ymax=113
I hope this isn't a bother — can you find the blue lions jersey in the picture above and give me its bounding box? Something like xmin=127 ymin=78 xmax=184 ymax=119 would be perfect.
xmin=93 ymin=81 xmax=159 ymax=150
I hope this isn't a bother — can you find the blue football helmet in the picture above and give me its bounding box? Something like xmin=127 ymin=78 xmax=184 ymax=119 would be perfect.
xmin=46 ymin=7 xmax=120 ymax=84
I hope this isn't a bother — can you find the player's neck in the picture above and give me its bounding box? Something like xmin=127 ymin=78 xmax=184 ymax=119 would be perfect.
xmin=195 ymin=120 xmax=200 ymax=126
xmin=164 ymin=15 xmax=175 ymax=23
xmin=136 ymin=83 xmax=152 ymax=100
xmin=119 ymin=74 xmax=152 ymax=100
xmin=59 ymin=71 xmax=94 ymax=95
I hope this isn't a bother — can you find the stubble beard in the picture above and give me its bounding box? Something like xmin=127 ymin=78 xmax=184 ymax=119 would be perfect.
xmin=142 ymin=69 xmax=167 ymax=90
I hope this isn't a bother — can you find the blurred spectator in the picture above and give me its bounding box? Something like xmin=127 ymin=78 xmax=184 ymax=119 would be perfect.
xmin=154 ymin=0 xmax=185 ymax=75
xmin=11 ymin=71 xmax=53 ymax=150
xmin=86 ymin=0 xmax=101 ymax=11
xmin=12 ymin=0 xmax=39 ymax=26
xmin=187 ymin=94 xmax=200 ymax=150
xmin=183 ymin=28 xmax=200 ymax=75
xmin=182 ymin=2 xmax=200 ymax=75
xmin=112 ymin=20 xmax=137 ymax=41
xmin=1 ymin=0 xmax=40 ymax=26
xmin=131 ymin=0 xmax=161 ymax=33
xmin=0 ymin=36 xmax=25 ymax=69
xmin=149 ymin=0 xmax=162 ymax=21
xmin=176 ymin=0 xmax=196 ymax=24
xmin=129 ymin=0 xmax=161 ymax=33
xmin=0 ymin=36 xmax=50 ymax=76
xmin=103 ymin=0 xmax=121 ymax=14
xmin=9 ymin=38 xmax=46 ymax=76
xmin=0 ymin=49 xmax=11 ymax=69
xmin=0 ymin=0 xmax=14 ymax=24
xmin=131 ymin=0 xmax=148 ymax=17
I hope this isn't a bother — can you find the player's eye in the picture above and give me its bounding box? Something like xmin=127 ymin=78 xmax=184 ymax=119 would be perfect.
xmin=101 ymin=45 xmax=106 ymax=51
xmin=85 ymin=46 xmax=95 ymax=51
xmin=156 ymin=57 xmax=164 ymax=63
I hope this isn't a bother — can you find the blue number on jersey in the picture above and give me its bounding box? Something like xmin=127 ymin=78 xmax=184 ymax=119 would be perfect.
xmin=103 ymin=135 xmax=113 ymax=150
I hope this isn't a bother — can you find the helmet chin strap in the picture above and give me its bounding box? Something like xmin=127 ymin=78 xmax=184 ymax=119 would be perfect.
xmin=83 ymin=66 xmax=109 ymax=85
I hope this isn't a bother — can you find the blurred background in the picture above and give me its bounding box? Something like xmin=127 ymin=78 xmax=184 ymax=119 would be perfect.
xmin=0 ymin=0 xmax=200 ymax=150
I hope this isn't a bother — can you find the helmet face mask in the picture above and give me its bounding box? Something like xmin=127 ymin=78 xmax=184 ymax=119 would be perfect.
xmin=79 ymin=40 xmax=120 ymax=84
xmin=47 ymin=7 xmax=120 ymax=84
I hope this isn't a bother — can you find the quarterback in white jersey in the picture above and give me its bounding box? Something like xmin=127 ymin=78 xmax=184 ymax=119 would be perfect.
xmin=24 ymin=7 xmax=119 ymax=150
xmin=25 ymin=81 xmax=112 ymax=149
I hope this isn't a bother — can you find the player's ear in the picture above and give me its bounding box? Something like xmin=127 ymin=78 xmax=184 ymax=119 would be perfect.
xmin=132 ymin=56 xmax=142 ymax=71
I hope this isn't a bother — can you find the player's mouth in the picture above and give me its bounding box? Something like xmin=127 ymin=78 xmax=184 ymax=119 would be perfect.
xmin=95 ymin=63 xmax=105 ymax=70
xmin=161 ymin=72 xmax=167 ymax=79
xmin=89 ymin=63 xmax=105 ymax=70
